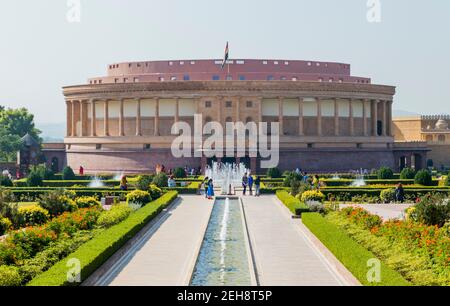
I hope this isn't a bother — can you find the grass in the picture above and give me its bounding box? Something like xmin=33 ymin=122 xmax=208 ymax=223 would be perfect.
xmin=302 ymin=212 xmax=410 ymax=286
xmin=27 ymin=191 xmax=178 ymax=286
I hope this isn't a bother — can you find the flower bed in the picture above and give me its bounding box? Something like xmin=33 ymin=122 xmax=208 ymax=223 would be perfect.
xmin=325 ymin=207 xmax=450 ymax=286
xmin=27 ymin=191 xmax=178 ymax=286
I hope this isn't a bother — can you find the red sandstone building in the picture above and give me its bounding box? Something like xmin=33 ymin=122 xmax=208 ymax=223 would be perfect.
xmin=44 ymin=59 xmax=428 ymax=174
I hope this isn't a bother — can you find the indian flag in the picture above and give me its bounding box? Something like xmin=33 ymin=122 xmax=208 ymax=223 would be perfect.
xmin=221 ymin=42 xmax=229 ymax=69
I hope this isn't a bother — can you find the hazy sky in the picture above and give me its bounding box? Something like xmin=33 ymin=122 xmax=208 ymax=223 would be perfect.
xmin=0 ymin=0 xmax=449 ymax=123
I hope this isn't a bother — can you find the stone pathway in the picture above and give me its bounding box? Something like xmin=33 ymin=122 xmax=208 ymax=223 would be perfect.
xmin=340 ymin=204 xmax=413 ymax=220
xmin=85 ymin=195 xmax=213 ymax=286
xmin=242 ymin=195 xmax=357 ymax=286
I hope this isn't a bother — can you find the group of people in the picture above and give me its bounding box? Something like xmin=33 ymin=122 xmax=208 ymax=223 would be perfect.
xmin=241 ymin=173 xmax=261 ymax=196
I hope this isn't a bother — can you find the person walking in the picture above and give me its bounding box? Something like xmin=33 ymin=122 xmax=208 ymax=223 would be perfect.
xmin=254 ymin=176 xmax=261 ymax=197
xmin=120 ymin=175 xmax=128 ymax=191
xmin=248 ymin=175 xmax=254 ymax=196
xmin=79 ymin=165 xmax=84 ymax=176
xmin=203 ymin=177 xmax=209 ymax=198
xmin=207 ymin=179 xmax=215 ymax=200
xmin=395 ymin=183 xmax=405 ymax=203
xmin=242 ymin=173 xmax=248 ymax=195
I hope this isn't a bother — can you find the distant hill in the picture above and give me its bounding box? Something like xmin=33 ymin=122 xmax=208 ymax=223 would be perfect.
xmin=36 ymin=122 xmax=65 ymax=143
xmin=393 ymin=109 xmax=420 ymax=117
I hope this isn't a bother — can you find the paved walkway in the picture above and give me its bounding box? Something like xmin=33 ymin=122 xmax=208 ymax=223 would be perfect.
xmin=340 ymin=204 xmax=413 ymax=220
xmin=86 ymin=195 xmax=213 ymax=286
xmin=242 ymin=195 xmax=355 ymax=286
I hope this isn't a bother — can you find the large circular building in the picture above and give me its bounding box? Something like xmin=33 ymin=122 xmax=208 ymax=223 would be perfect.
xmin=60 ymin=59 xmax=428 ymax=173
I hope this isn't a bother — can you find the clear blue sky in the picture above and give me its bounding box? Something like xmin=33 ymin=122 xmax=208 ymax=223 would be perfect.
xmin=0 ymin=0 xmax=449 ymax=123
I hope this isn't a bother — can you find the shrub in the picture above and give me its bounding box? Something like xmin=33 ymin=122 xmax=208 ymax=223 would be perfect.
xmin=173 ymin=167 xmax=186 ymax=178
xmin=0 ymin=190 xmax=17 ymax=221
xmin=377 ymin=167 xmax=394 ymax=179
xmin=9 ymin=226 xmax=58 ymax=257
xmin=415 ymin=170 xmax=433 ymax=186
xmin=149 ymin=184 xmax=163 ymax=200
xmin=276 ymin=190 xmax=309 ymax=215
xmin=305 ymin=201 xmax=325 ymax=214
xmin=75 ymin=196 xmax=101 ymax=209
xmin=400 ymin=168 xmax=416 ymax=180
xmin=152 ymin=173 xmax=168 ymax=188
xmin=135 ymin=175 xmax=153 ymax=191
xmin=97 ymin=204 xmax=133 ymax=228
xmin=27 ymin=171 xmax=43 ymax=187
xmin=266 ymin=167 xmax=282 ymax=178
xmin=300 ymin=190 xmax=326 ymax=203
xmin=0 ymin=217 xmax=12 ymax=235
xmin=410 ymin=194 xmax=450 ymax=227
xmin=38 ymin=190 xmax=77 ymax=217
xmin=380 ymin=188 xmax=396 ymax=203
xmin=0 ymin=175 xmax=13 ymax=187
xmin=126 ymin=190 xmax=151 ymax=206
xmin=0 ymin=266 xmax=22 ymax=286
xmin=28 ymin=191 xmax=178 ymax=286
xmin=283 ymin=171 xmax=303 ymax=188
xmin=17 ymin=206 xmax=50 ymax=228
xmin=62 ymin=166 xmax=76 ymax=180
xmin=440 ymin=176 xmax=449 ymax=187
xmin=46 ymin=208 xmax=101 ymax=236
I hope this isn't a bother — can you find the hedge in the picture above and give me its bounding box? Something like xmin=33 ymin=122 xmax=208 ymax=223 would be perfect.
xmin=302 ymin=213 xmax=410 ymax=286
xmin=10 ymin=190 xmax=130 ymax=200
xmin=15 ymin=180 xmax=120 ymax=188
xmin=321 ymin=179 xmax=440 ymax=187
xmin=27 ymin=191 xmax=178 ymax=286
xmin=164 ymin=182 xmax=201 ymax=194
xmin=276 ymin=190 xmax=309 ymax=216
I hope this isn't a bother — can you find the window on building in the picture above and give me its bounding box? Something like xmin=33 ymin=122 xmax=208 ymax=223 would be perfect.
xmin=318 ymin=78 xmax=323 ymax=82
xmin=307 ymin=62 xmax=312 ymax=66
xmin=292 ymin=77 xmax=298 ymax=81
xmin=98 ymin=80 xmax=102 ymax=84
xmin=159 ymin=77 xmax=165 ymax=82
xmin=190 ymin=61 xmax=196 ymax=65
xmin=171 ymin=76 xmax=177 ymax=81
xmin=225 ymin=101 xmax=232 ymax=108
xmin=426 ymin=135 xmax=433 ymax=142
xmin=356 ymin=143 xmax=363 ymax=149
xmin=246 ymin=101 xmax=253 ymax=108
xmin=239 ymin=75 xmax=246 ymax=81
xmin=114 ymin=78 xmax=119 ymax=83
xmin=226 ymin=75 xmax=232 ymax=81
xmin=316 ymin=63 xmax=320 ymax=66
xmin=205 ymin=101 xmax=212 ymax=108
xmin=438 ymin=135 xmax=446 ymax=142
xmin=134 ymin=78 xmax=139 ymax=83
xmin=236 ymin=60 xmax=245 ymax=64
xmin=329 ymin=78 xmax=333 ymax=82
xmin=212 ymin=75 xmax=220 ymax=81
xmin=274 ymin=61 xmax=279 ymax=65
xmin=180 ymin=61 xmax=184 ymax=65
xmin=267 ymin=75 xmax=274 ymax=81
xmin=169 ymin=61 xmax=173 ymax=66
xmin=284 ymin=61 xmax=289 ymax=65
xmin=263 ymin=61 xmax=268 ymax=65
xmin=144 ymin=144 xmax=151 ymax=150
xmin=96 ymin=144 xmax=102 ymax=150
xmin=307 ymin=143 xmax=314 ymax=149
xmin=183 ymin=75 xmax=190 ymax=81
xmin=281 ymin=76 xmax=287 ymax=81
xmin=123 ymin=78 xmax=128 ymax=83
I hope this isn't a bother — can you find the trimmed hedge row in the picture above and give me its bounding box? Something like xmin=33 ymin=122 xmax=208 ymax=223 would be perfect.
xmin=28 ymin=191 xmax=178 ymax=286
xmin=321 ymin=179 xmax=440 ymax=187
xmin=164 ymin=182 xmax=201 ymax=194
xmin=321 ymin=188 xmax=450 ymax=200
xmin=15 ymin=180 xmax=120 ymax=188
xmin=276 ymin=190 xmax=309 ymax=216
xmin=10 ymin=190 xmax=129 ymax=201
xmin=302 ymin=213 xmax=410 ymax=286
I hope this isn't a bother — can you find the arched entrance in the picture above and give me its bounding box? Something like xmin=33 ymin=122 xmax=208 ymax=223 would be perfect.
xmin=51 ymin=157 xmax=59 ymax=173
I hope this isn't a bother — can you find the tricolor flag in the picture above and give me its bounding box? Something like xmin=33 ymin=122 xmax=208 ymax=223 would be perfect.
xmin=221 ymin=42 xmax=229 ymax=69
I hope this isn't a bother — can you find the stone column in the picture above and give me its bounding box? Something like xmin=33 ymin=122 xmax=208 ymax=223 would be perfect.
xmin=174 ymin=97 xmax=180 ymax=123
xmin=90 ymin=99 xmax=96 ymax=137
xmin=250 ymin=157 xmax=257 ymax=174
xmin=334 ymin=98 xmax=339 ymax=136
xmin=217 ymin=97 xmax=223 ymax=125
xmin=298 ymin=97 xmax=304 ymax=136
xmin=257 ymin=97 xmax=263 ymax=123
xmin=136 ymin=98 xmax=142 ymax=136
xmin=66 ymin=101 xmax=72 ymax=137
xmin=80 ymin=100 xmax=86 ymax=137
xmin=317 ymin=98 xmax=322 ymax=136
xmin=154 ymin=98 xmax=160 ymax=136
xmin=382 ymin=100 xmax=387 ymax=136
xmin=349 ymin=99 xmax=354 ymax=136
xmin=71 ymin=100 xmax=76 ymax=137
xmin=387 ymin=100 xmax=393 ymax=136
xmin=119 ymin=98 xmax=125 ymax=136
xmin=278 ymin=97 xmax=284 ymax=136
xmin=235 ymin=97 xmax=240 ymax=122
xmin=363 ymin=99 xmax=368 ymax=136
xmin=372 ymin=100 xmax=378 ymax=136
xmin=104 ymin=100 xmax=109 ymax=136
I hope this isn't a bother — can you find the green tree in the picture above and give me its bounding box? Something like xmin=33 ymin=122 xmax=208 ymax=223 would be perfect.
xmin=0 ymin=107 xmax=41 ymax=161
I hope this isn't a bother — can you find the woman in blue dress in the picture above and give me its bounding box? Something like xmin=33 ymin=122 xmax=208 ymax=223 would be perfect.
xmin=207 ymin=179 xmax=214 ymax=199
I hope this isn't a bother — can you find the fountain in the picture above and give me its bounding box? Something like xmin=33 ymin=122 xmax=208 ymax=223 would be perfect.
xmin=204 ymin=162 xmax=248 ymax=195
xmin=88 ymin=175 xmax=105 ymax=188
xmin=113 ymin=171 xmax=124 ymax=181
xmin=351 ymin=169 xmax=366 ymax=187
xmin=190 ymin=197 xmax=253 ymax=286
xmin=331 ymin=173 xmax=341 ymax=180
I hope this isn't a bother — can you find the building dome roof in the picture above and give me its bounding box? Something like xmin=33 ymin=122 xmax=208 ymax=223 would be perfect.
xmin=21 ymin=133 xmax=40 ymax=147
xmin=435 ymin=119 xmax=449 ymax=130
